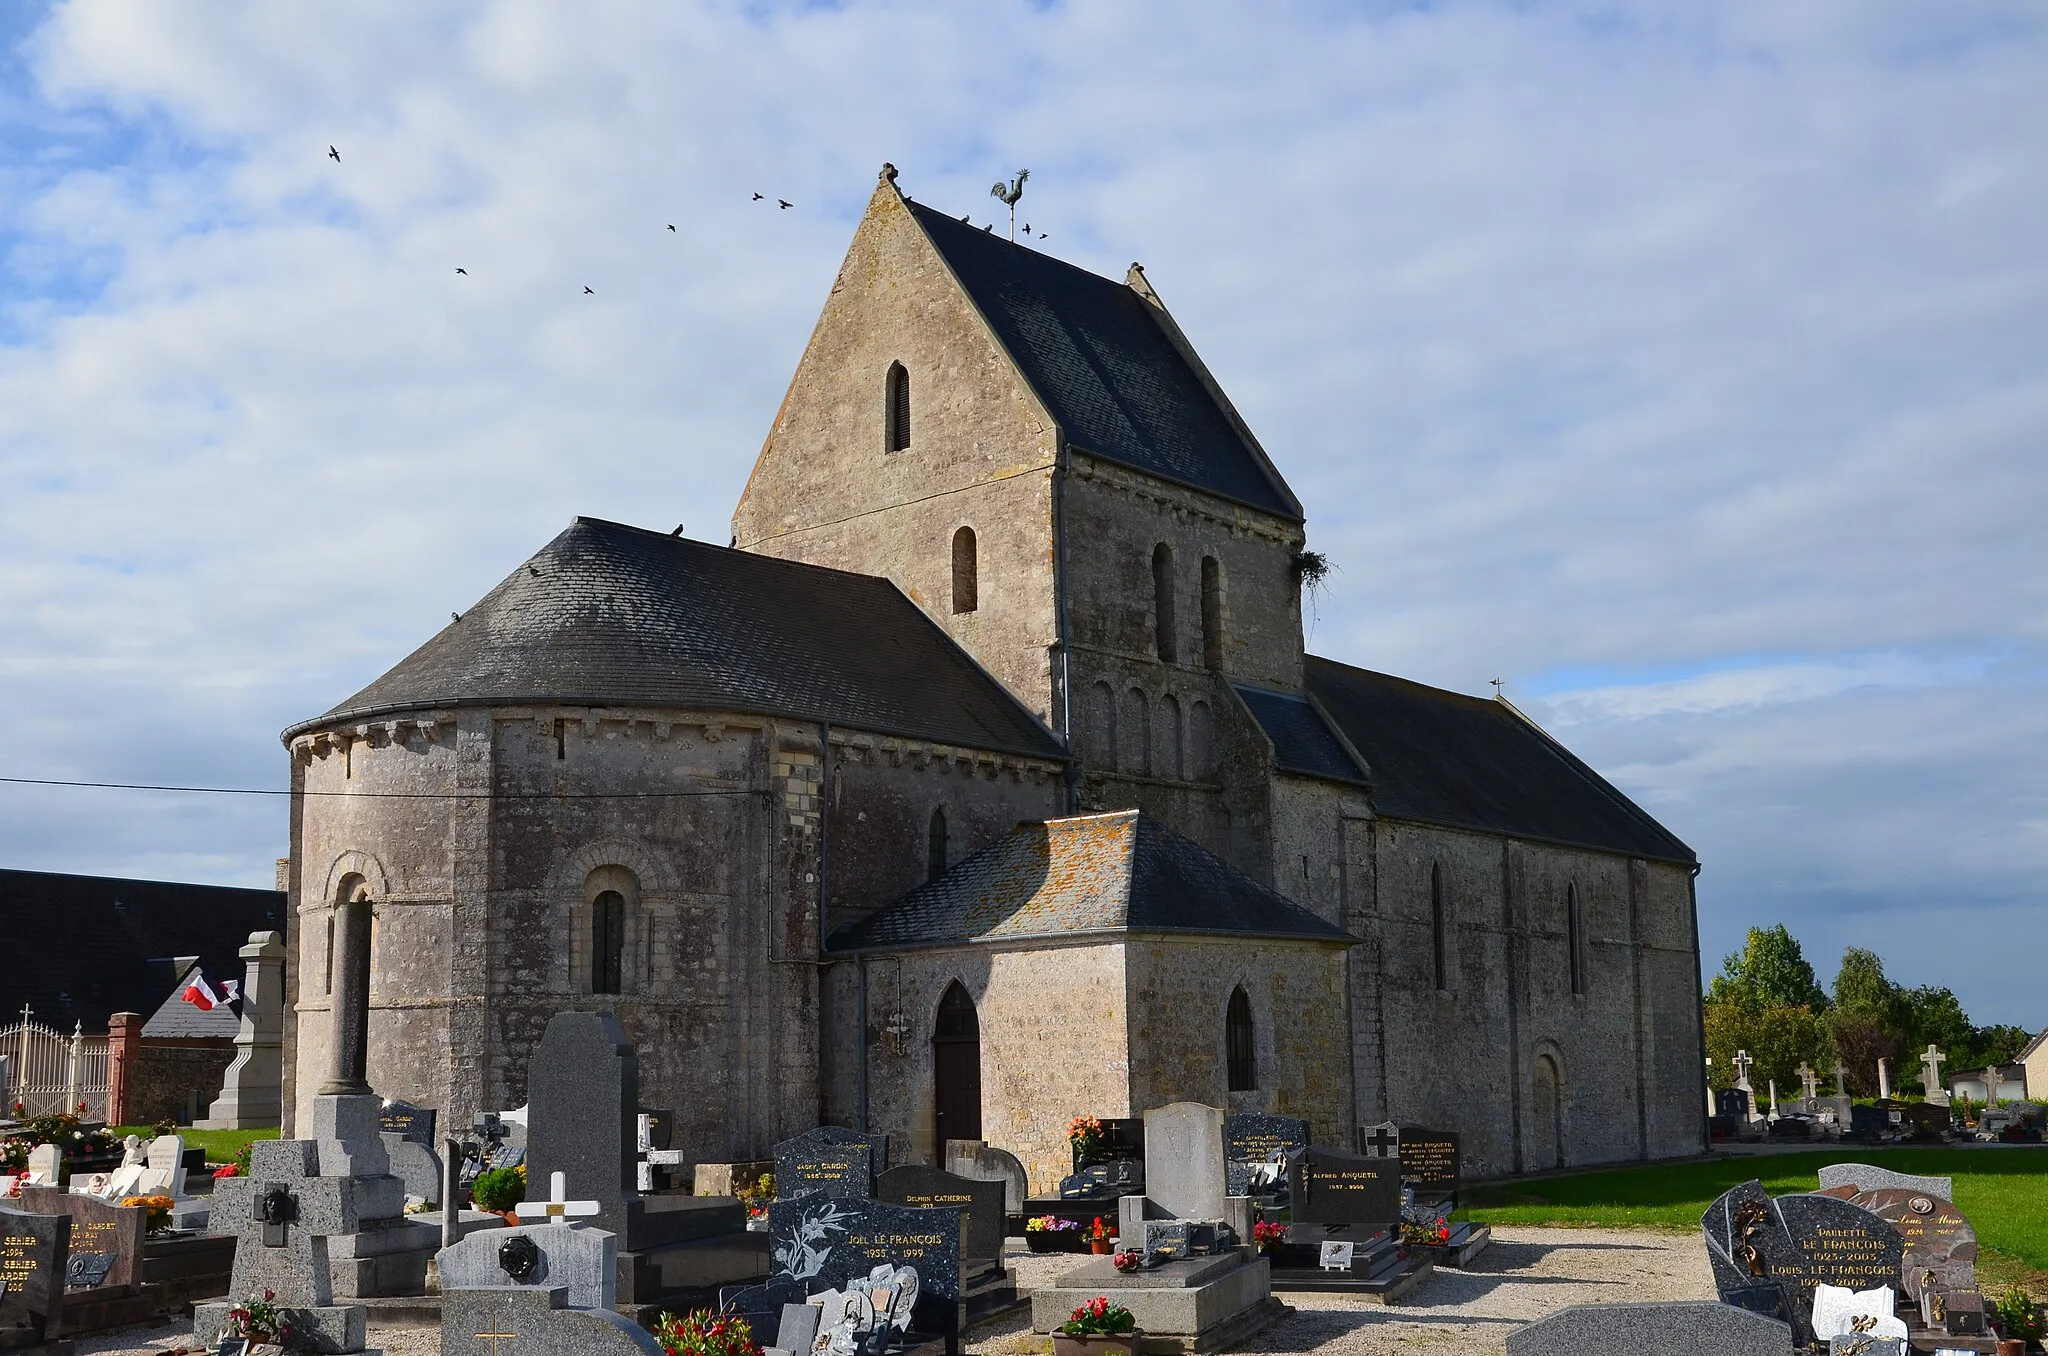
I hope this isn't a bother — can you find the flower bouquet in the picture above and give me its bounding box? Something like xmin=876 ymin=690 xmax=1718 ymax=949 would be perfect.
xmin=1052 ymin=1297 xmax=1139 ymax=1356
xmin=1398 ymin=1220 xmax=1451 ymax=1247
xmin=121 ymin=1194 xmax=177 ymax=1233
xmin=1067 ymin=1115 xmax=1106 ymax=1163
xmin=1111 ymin=1248 xmax=1144 ymax=1273
xmin=1252 ymin=1219 xmax=1285 ymax=1253
xmin=221 ymin=1288 xmax=293 ymax=1348
xmin=656 ymin=1307 xmax=762 ymax=1356
xmin=1026 ymin=1215 xmax=1084 ymax=1253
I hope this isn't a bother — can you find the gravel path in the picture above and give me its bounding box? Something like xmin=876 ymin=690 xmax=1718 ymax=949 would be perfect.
xmin=73 ymin=1227 xmax=1711 ymax=1356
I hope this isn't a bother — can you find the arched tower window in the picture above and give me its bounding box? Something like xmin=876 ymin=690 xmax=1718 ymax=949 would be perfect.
xmin=1431 ymin=863 xmax=1448 ymax=992
xmin=592 ymin=889 xmax=625 ymax=995
xmin=1201 ymin=556 xmax=1223 ymax=668
xmin=1226 ymin=986 xmax=1256 ymax=1091
xmin=933 ymin=981 xmax=982 ymax=1145
xmin=1152 ymin=543 xmax=1178 ymax=663
xmin=927 ymin=807 xmax=949 ymax=883
xmin=1160 ymin=694 xmax=1184 ymax=780
xmin=951 ymin=527 xmax=978 ymax=614
xmin=1567 ymin=883 xmax=1586 ymax=997
xmin=884 ymin=362 xmax=910 ymax=452
xmin=1122 ymin=687 xmax=1151 ymax=776
xmin=1189 ymin=700 xmax=1213 ymax=781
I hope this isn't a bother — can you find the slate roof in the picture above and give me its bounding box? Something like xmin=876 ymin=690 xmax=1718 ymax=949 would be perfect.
xmin=1234 ymin=685 xmax=1369 ymax=786
xmin=0 ymin=869 xmax=285 ymax=1034
xmin=1305 ymin=656 xmax=1696 ymax=864
xmin=907 ymin=202 xmax=1300 ymax=520
xmin=140 ymin=962 xmax=241 ymax=1039
xmin=286 ymin=518 xmax=1065 ymax=760
xmin=828 ymin=809 xmax=1357 ymax=952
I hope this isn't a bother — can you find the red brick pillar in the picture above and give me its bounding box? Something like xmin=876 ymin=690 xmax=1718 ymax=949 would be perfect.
xmin=106 ymin=1012 xmax=142 ymax=1127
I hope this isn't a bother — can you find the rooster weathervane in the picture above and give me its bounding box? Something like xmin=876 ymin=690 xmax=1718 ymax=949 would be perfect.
xmin=990 ymin=169 xmax=1029 ymax=241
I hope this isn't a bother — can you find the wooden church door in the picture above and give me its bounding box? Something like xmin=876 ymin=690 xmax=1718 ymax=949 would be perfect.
xmin=932 ymin=981 xmax=982 ymax=1148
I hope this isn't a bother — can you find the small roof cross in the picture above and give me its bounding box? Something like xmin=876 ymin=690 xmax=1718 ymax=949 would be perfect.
xmin=518 ymin=1170 xmax=601 ymax=1227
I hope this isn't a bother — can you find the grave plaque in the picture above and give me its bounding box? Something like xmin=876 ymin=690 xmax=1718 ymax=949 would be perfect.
xmin=1812 ymin=1186 xmax=1974 ymax=1301
xmin=379 ymin=1099 xmax=438 ymax=1146
xmin=876 ymin=1166 xmax=1004 ymax=1274
xmin=18 ymin=1186 xmax=146 ymax=1292
xmin=1397 ymin=1128 xmax=1461 ymax=1202
xmin=768 ymin=1196 xmax=961 ymax=1335
xmin=1141 ymin=1221 xmax=1192 ymax=1263
xmin=1289 ymin=1147 xmax=1400 ymax=1227
xmin=1059 ymin=1159 xmax=1142 ymax=1200
xmin=1222 ymin=1114 xmax=1309 ymax=1197
xmin=1144 ymin=1103 xmax=1227 ymax=1223
xmin=773 ymin=1128 xmax=883 ymax=1201
xmin=1702 ymin=1180 xmax=1904 ymax=1347
xmin=0 ymin=1205 xmax=69 ymax=1342
xmin=1357 ymin=1121 xmax=1400 ymax=1159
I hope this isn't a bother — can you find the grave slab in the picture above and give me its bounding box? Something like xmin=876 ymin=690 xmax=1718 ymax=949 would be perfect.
xmin=1505 ymin=1301 xmax=1796 ymax=1356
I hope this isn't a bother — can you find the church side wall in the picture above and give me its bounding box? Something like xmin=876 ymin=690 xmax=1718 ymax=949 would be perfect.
xmin=732 ymin=184 xmax=1061 ymax=725
xmin=846 ymin=940 xmax=1131 ymax=1196
xmin=1362 ymin=818 xmax=1703 ymax=1179
xmin=1123 ymin=936 xmax=1353 ymax=1151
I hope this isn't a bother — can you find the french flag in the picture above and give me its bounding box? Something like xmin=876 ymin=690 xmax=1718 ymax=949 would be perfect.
xmin=180 ymin=973 xmax=241 ymax=1012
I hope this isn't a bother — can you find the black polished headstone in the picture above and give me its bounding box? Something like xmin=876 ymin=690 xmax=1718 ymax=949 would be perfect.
xmin=1701 ymin=1179 xmax=1904 ymax=1347
xmin=379 ymin=1099 xmax=438 ymax=1146
xmin=1397 ymin=1127 xmax=1461 ymax=1203
xmin=875 ymin=1166 xmax=1003 ymax=1273
xmin=1058 ymin=1159 xmax=1142 ymax=1200
xmin=768 ymin=1196 xmax=961 ymax=1305
xmin=773 ymin=1128 xmax=884 ymax=1200
xmin=1072 ymin=1118 xmax=1144 ymax=1171
xmin=1288 ymin=1146 xmax=1400 ymax=1227
xmin=1222 ymin=1114 xmax=1309 ymax=1196
xmin=717 ymin=1279 xmax=804 ymax=1345
xmin=0 ymin=1205 xmax=70 ymax=1342
xmin=525 ymin=1011 xmax=639 ymax=1241
xmin=1716 ymin=1088 xmax=1752 ymax=1120
xmin=1141 ymin=1220 xmax=1192 ymax=1263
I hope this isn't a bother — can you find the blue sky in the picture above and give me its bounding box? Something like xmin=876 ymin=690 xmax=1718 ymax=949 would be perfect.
xmin=1 ymin=0 xmax=2044 ymax=1024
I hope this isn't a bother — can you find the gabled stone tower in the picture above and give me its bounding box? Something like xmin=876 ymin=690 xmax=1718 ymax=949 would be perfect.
xmin=734 ymin=167 xmax=1313 ymax=871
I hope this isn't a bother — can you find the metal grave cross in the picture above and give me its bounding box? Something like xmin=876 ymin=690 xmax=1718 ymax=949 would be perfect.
xmin=518 ymin=1171 xmax=600 ymax=1227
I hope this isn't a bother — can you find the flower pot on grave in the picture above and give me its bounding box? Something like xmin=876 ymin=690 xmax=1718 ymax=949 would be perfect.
xmin=1053 ymin=1334 xmax=1140 ymax=1356
xmin=1089 ymin=1240 xmax=1114 ymax=1256
xmin=500 ymin=1210 xmax=521 ymax=1227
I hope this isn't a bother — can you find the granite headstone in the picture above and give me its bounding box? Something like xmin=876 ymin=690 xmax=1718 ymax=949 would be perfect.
xmin=442 ymin=1283 xmax=663 ymax=1356
xmin=1397 ymin=1128 xmax=1461 ymax=1204
xmin=1289 ymin=1146 xmax=1400 ymax=1227
xmin=1815 ymin=1164 xmax=1954 ymax=1201
xmin=1812 ymin=1186 xmax=1974 ymax=1301
xmin=1701 ymin=1180 xmax=1905 ymax=1346
xmin=17 ymin=1186 xmax=144 ymax=1291
xmin=773 ymin=1128 xmax=883 ymax=1201
xmin=1222 ymin=1114 xmax=1309 ymax=1197
xmin=1143 ymin=1102 xmax=1227 ymax=1223
xmin=0 ymin=1205 xmax=69 ymax=1343
xmin=941 ymin=1142 xmax=1028 ymax=1216
xmin=875 ymin=1166 xmax=1003 ymax=1274
xmin=1505 ymin=1301 xmax=1796 ymax=1356
xmin=767 ymin=1196 xmax=961 ymax=1308
xmin=524 ymin=1011 xmax=640 ymax=1242
xmin=434 ymin=1222 xmax=617 ymax=1310
xmin=378 ymin=1100 xmax=437 ymax=1147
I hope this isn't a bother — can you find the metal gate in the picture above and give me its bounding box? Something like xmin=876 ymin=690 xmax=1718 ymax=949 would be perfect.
xmin=1 ymin=1008 xmax=111 ymax=1121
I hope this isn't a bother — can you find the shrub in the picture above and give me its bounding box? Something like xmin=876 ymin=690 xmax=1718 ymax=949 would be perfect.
xmin=470 ymin=1164 xmax=527 ymax=1214
xmin=656 ymin=1308 xmax=761 ymax=1356
xmin=1059 ymin=1298 xmax=1136 ymax=1337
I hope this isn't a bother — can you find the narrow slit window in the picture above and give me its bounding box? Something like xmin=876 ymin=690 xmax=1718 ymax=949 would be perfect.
xmin=1152 ymin=543 xmax=1178 ymax=663
xmin=1567 ymin=883 xmax=1586 ymax=997
xmin=1431 ymin=863 xmax=1448 ymax=992
xmin=1201 ymin=556 xmax=1223 ymax=668
xmin=952 ymin=526 xmax=978 ymax=614
xmin=592 ymin=889 xmax=625 ymax=995
xmin=1226 ymin=986 xmax=1256 ymax=1091
xmin=928 ymin=807 xmax=949 ymax=882
xmin=885 ymin=362 xmax=911 ymax=452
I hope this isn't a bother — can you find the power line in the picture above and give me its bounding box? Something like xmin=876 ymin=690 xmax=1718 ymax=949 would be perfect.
xmin=0 ymin=775 xmax=764 ymax=801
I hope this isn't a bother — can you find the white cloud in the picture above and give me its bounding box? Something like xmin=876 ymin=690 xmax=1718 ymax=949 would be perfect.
xmin=1 ymin=0 xmax=2044 ymax=1019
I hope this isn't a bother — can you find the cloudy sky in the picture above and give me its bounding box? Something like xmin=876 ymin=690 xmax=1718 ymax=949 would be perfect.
xmin=2 ymin=2 xmax=2042 ymax=1023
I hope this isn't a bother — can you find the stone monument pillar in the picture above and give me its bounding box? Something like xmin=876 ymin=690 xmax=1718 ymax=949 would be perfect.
xmin=320 ymin=897 xmax=373 ymax=1098
xmin=1878 ymin=1058 xmax=1892 ymax=1100
xmin=198 ymin=931 xmax=288 ymax=1129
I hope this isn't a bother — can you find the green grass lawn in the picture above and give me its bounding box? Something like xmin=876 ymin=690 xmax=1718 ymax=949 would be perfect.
xmin=1464 ymin=1147 xmax=2048 ymax=1289
xmin=111 ymin=1124 xmax=278 ymax=1165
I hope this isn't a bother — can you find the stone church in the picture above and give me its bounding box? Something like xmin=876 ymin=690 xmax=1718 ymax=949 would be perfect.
xmin=279 ymin=168 xmax=1706 ymax=1191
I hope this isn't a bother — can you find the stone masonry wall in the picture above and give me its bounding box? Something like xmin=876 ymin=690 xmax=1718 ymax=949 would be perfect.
xmin=733 ymin=178 xmax=1062 ymax=726
xmin=845 ymin=940 xmax=1131 ymax=1195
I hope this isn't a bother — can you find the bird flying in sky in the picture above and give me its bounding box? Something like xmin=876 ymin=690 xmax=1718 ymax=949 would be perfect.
xmin=455 ymin=267 xmax=467 ymax=275
xmin=778 ymin=199 xmax=791 ymax=210
xmin=584 ymin=286 xmax=594 ymax=294
xmin=328 ymin=146 xmax=340 ymax=161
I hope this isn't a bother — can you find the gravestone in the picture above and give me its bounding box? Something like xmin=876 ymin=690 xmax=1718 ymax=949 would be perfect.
xmin=774 ymin=1135 xmax=875 ymax=1202
xmin=776 ymin=1299 xmax=822 ymax=1356
xmin=767 ymin=1196 xmax=960 ymax=1336
xmin=1817 ymin=1164 xmax=1954 ymax=1200
xmin=942 ymin=1142 xmax=1028 ymax=1216
xmin=17 ymin=1187 xmax=144 ymax=1292
xmin=1812 ymin=1186 xmax=1975 ymax=1301
xmin=1139 ymin=1220 xmax=1193 ymax=1263
xmin=1222 ymin=1114 xmax=1308 ymax=1197
xmin=1072 ymin=1117 xmax=1144 ymax=1170
xmin=1505 ymin=1301 xmax=1796 ymax=1356
xmin=1846 ymin=1106 xmax=1888 ymax=1142
xmin=525 ymin=1012 xmax=640 ymax=1241
xmin=1059 ymin=1159 xmax=1142 ymax=1200
xmin=383 ymin=1136 xmax=444 ymax=1208
xmin=442 ymin=1283 xmax=662 ymax=1356
xmin=378 ymin=1100 xmax=437 ymax=1146
xmin=1288 ymin=1146 xmax=1399 ymax=1227
xmin=0 ymin=1204 xmax=69 ymax=1346
xmin=138 ymin=1135 xmax=188 ymax=1196
xmin=435 ymin=1222 xmax=617 ymax=1310
xmin=1357 ymin=1121 xmax=1400 ymax=1159
xmin=1716 ymin=1088 xmax=1753 ymax=1122
xmin=1701 ymin=1180 xmax=1905 ymax=1346
xmin=1397 ymin=1128 xmax=1460 ymax=1204
xmin=1919 ymin=1046 xmax=1949 ymax=1107
xmin=1142 ymin=1103 xmax=1227 ymax=1224
xmin=25 ymin=1145 xmax=59 ymax=1186
xmin=715 ymin=1279 xmax=805 ymax=1346
xmin=190 ymin=1138 xmax=375 ymax=1354
xmin=875 ymin=1166 xmax=1003 ymax=1275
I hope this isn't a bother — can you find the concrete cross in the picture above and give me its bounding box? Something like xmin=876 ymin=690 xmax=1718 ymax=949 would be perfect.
xmin=518 ymin=1170 xmax=600 ymax=1227
xmin=1731 ymin=1050 xmax=1755 ymax=1088
xmin=1834 ymin=1061 xmax=1848 ymax=1096
xmin=1797 ymin=1063 xmax=1819 ymax=1102
xmin=1921 ymin=1044 xmax=1950 ymax=1106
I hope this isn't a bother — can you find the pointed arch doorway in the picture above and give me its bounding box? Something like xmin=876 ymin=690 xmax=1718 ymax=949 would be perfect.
xmin=932 ymin=981 xmax=982 ymax=1149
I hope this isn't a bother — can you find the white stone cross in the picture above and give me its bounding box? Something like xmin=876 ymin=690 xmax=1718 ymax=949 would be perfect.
xmin=518 ymin=1170 xmax=601 ymax=1227
xmin=1797 ymin=1062 xmax=1819 ymax=1103
xmin=1731 ymin=1050 xmax=1755 ymax=1089
xmin=1921 ymin=1044 xmax=1950 ymax=1106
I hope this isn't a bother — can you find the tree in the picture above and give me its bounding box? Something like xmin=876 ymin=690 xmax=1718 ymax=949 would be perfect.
xmin=1708 ymin=925 xmax=1829 ymax=1012
xmin=1704 ymin=999 xmax=1833 ymax=1096
xmin=1972 ymin=1025 xmax=2034 ymax=1068
xmin=1833 ymin=947 xmax=1902 ymax=1018
xmin=1830 ymin=947 xmax=1908 ymax=1095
